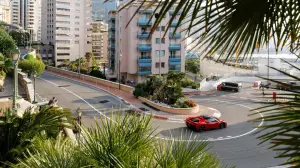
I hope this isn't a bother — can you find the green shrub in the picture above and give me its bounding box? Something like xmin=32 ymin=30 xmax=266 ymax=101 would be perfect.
xmin=184 ymin=99 xmax=197 ymax=107
xmin=80 ymin=67 xmax=88 ymax=74
xmin=133 ymin=83 xmax=149 ymax=98
xmin=18 ymin=59 xmax=45 ymax=76
xmin=0 ymin=70 xmax=6 ymax=79
xmin=24 ymin=54 xmax=35 ymax=61
xmin=192 ymin=82 xmax=200 ymax=89
xmin=89 ymin=69 xmax=105 ymax=79
xmin=181 ymin=78 xmax=194 ymax=87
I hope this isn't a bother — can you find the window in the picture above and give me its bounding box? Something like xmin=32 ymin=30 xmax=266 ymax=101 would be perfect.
xmin=75 ymin=34 xmax=79 ymax=37
xmin=57 ymin=14 xmax=70 ymax=18
xmin=170 ymin=51 xmax=176 ymax=56
xmin=156 ymin=27 xmax=160 ymax=31
xmin=156 ymin=50 xmax=160 ymax=57
xmin=56 ymin=40 xmax=70 ymax=44
xmin=75 ymin=40 xmax=79 ymax=44
xmin=161 ymin=50 xmax=165 ymax=56
xmin=162 ymin=38 xmax=165 ymax=44
xmin=75 ymin=3 xmax=80 ymax=6
xmin=75 ymin=16 xmax=80 ymax=19
xmin=75 ymin=10 xmax=80 ymax=13
xmin=57 ymin=53 xmax=70 ymax=56
xmin=155 ymin=62 xmax=160 ymax=68
xmin=57 ymin=47 xmax=70 ymax=50
xmin=56 ymin=21 xmax=70 ymax=24
xmin=161 ymin=62 xmax=165 ymax=68
xmin=57 ymin=8 xmax=70 ymax=12
xmin=57 ymin=27 xmax=70 ymax=31
xmin=56 ymin=1 xmax=70 ymax=5
xmin=161 ymin=26 xmax=165 ymax=31
xmin=156 ymin=38 xmax=160 ymax=44
xmin=75 ymin=28 xmax=79 ymax=31
xmin=75 ymin=22 xmax=80 ymax=25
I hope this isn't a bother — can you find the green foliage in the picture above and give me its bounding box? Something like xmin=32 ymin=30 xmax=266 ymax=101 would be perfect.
xmin=9 ymin=30 xmax=29 ymax=47
xmin=192 ymin=82 xmax=200 ymax=89
xmin=249 ymin=60 xmax=300 ymax=166
xmin=18 ymin=59 xmax=45 ymax=76
xmin=167 ymin=71 xmax=186 ymax=84
xmin=24 ymin=54 xmax=35 ymax=61
xmin=36 ymin=54 xmax=42 ymax=61
xmin=0 ymin=107 xmax=73 ymax=165
xmin=133 ymin=83 xmax=149 ymax=98
xmin=185 ymin=59 xmax=200 ymax=74
xmin=89 ymin=69 xmax=105 ymax=79
xmin=0 ymin=70 xmax=6 ymax=79
xmin=0 ymin=28 xmax=16 ymax=56
xmin=181 ymin=77 xmax=194 ymax=87
xmin=11 ymin=113 xmax=220 ymax=168
xmin=0 ymin=52 xmax=13 ymax=73
xmin=80 ymin=67 xmax=88 ymax=74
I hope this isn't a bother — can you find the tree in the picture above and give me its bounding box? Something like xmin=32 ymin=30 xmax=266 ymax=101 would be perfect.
xmin=185 ymin=59 xmax=200 ymax=74
xmin=11 ymin=113 xmax=221 ymax=168
xmin=0 ymin=28 xmax=16 ymax=56
xmin=0 ymin=52 xmax=13 ymax=73
xmin=0 ymin=107 xmax=73 ymax=165
xmin=18 ymin=59 xmax=45 ymax=76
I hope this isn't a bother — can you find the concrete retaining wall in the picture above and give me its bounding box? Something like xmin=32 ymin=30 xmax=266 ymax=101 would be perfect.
xmin=0 ymin=98 xmax=12 ymax=112
xmin=47 ymin=66 xmax=134 ymax=93
xmin=18 ymin=71 xmax=34 ymax=103
xmin=138 ymin=97 xmax=200 ymax=115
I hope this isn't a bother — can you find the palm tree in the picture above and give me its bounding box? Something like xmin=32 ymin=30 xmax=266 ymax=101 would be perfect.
xmin=0 ymin=107 xmax=73 ymax=165
xmin=121 ymin=0 xmax=300 ymax=166
xmin=11 ymin=113 xmax=221 ymax=167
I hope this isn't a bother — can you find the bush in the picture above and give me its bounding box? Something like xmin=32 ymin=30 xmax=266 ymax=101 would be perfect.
xmin=24 ymin=54 xmax=35 ymax=61
xmin=181 ymin=78 xmax=194 ymax=87
xmin=0 ymin=70 xmax=6 ymax=79
xmin=89 ymin=69 xmax=105 ymax=79
xmin=192 ymin=82 xmax=200 ymax=89
xmin=18 ymin=59 xmax=45 ymax=76
xmin=80 ymin=67 xmax=88 ymax=74
xmin=133 ymin=83 xmax=149 ymax=98
xmin=184 ymin=100 xmax=197 ymax=107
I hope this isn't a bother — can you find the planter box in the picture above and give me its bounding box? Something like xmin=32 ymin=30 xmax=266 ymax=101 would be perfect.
xmin=138 ymin=97 xmax=199 ymax=115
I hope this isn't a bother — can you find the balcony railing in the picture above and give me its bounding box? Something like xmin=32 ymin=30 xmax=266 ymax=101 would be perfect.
xmin=137 ymin=68 xmax=152 ymax=75
xmin=109 ymin=35 xmax=115 ymax=40
xmin=169 ymin=10 xmax=182 ymax=15
xmin=169 ymin=32 xmax=181 ymax=39
xmin=138 ymin=56 xmax=151 ymax=63
xmin=110 ymin=26 xmax=115 ymax=31
xmin=138 ymin=9 xmax=153 ymax=14
xmin=169 ymin=44 xmax=181 ymax=51
xmin=171 ymin=20 xmax=179 ymax=27
xmin=169 ymin=56 xmax=181 ymax=62
xmin=169 ymin=65 xmax=181 ymax=72
xmin=138 ymin=44 xmax=152 ymax=52
xmin=137 ymin=20 xmax=152 ymax=26
xmin=110 ymin=45 xmax=115 ymax=50
xmin=137 ymin=32 xmax=150 ymax=38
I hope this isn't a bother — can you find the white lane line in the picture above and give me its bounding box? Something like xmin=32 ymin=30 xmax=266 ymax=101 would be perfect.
xmin=159 ymin=99 xmax=264 ymax=142
xmin=39 ymin=77 xmax=113 ymax=122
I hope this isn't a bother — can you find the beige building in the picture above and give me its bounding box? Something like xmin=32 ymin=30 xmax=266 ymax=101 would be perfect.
xmin=91 ymin=21 xmax=108 ymax=65
xmin=0 ymin=0 xmax=10 ymax=23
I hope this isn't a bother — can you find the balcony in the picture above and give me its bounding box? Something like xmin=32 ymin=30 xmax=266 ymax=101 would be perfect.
xmin=169 ymin=56 xmax=181 ymax=62
xmin=137 ymin=66 xmax=152 ymax=75
xmin=169 ymin=44 xmax=181 ymax=51
xmin=138 ymin=56 xmax=151 ymax=63
xmin=137 ymin=19 xmax=152 ymax=26
xmin=137 ymin=32 xmax=150 ymax=38
xmin=109 ymin=35 xmax=115 ymax=40
xmin=171 ymin=20 xmax=179 ymax=27
xmin=111 ymin=18 xmax=115 ymax=21
xmin=110 ymin=54 xmax=115 ymax=58
xmin=169 ymin=65 xmax=181 ymax=72
xmin=169 ymin=10 xmax=182 ymax=15
xmin=138 ymin=9 xmax=153 ymax=14
xmin=110 ymin=45 xmax=115 ymax=50
xmin=169 ymin=32 xmax=181 ymax=39
xmin=110 ymin=26 xmax=115 ymax=31
xmin=138 ymin=44 xmax=152 ymax=52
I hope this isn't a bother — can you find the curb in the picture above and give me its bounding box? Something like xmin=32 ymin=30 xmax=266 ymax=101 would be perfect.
xmin=183 ymin=90 xmax=218 ymax=95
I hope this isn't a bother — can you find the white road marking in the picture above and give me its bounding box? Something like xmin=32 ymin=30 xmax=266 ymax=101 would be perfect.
xmin=39 ymin=77 xmax=114 ymax=122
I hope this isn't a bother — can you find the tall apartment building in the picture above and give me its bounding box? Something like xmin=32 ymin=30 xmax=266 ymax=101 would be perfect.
xmin=0 ymin=0 xmax=10 ymax=23
xmin=91 ymin=21 xmax=108 ymax=65
xmin=41 ymin=0 xmax=92 ymax=66
xmin=10 ymin=0 xmax=42 ymax=41
xmin=107 ymin=10 xmax=116 ymax=75
xmin=107 ymin=5 xmax=185 ymax=83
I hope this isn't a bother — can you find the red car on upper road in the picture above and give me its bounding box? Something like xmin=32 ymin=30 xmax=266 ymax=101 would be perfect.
xmin=185 ymin=115 xmax=227 ymax=132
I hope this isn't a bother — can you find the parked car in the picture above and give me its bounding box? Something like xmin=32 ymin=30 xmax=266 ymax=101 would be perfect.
xmin=217 ymin=82 xmax=240 ymax=92
xmin=276 ymin=81 xmax=297 ymax=90
xmin=185 ymin=115 xmax=227 ymax=132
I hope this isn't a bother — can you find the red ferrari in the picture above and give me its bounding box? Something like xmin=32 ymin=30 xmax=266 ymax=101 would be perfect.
xmin=185 ymin=115 xmax=227 ymax=132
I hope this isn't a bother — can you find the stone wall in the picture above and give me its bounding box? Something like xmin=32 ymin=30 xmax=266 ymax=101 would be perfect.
xmin=18 ymin=72 xmax=34 ymax=103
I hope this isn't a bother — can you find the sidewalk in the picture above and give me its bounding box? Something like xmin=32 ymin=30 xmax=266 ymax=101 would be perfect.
xmin=46 ymin=70 xmax=219 ymax=120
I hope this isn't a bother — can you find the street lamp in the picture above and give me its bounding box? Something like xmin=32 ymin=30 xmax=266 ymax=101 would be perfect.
xmin=12 ymin=48 xmax=20 ymax=112
xmin=119 ymin=54 xmax=122 ymax=90
xmin=33 ymin=71 xmax=37 ymax=103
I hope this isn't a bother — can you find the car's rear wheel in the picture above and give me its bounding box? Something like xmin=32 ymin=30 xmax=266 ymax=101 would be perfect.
xmin=197 ymin=126 xmax=205 ymax=132
xmin=220 ymin=123 xmax=226 ymax=129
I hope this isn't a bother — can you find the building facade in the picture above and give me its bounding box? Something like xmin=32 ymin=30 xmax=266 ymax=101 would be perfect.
xmin=0 ymin=0 xmax=10 ymax=23
xmin=107 ymin=10 xmax=116 ymax=77
xmin=41 ymin=0 xmax=92 ymax=66
xmin=91 ymin=21 xmax=108 ymax=65
xmin=10 ymin=0 xmax=42 ymax=41
xmin=92 ymin=0 xmax=117 ymax=21
xmin=107 ymin=5 xmax=185 ymax=83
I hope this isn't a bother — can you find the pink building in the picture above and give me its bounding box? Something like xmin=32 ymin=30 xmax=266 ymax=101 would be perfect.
xmin=108 ymin=6 xmax=185 ymax=83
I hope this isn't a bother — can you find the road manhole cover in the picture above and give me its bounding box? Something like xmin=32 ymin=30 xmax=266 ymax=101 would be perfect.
xmin=99 ymin=100 xmax=110 ymax=104
xmin=58 ymin=85 xmax=71 ymax=88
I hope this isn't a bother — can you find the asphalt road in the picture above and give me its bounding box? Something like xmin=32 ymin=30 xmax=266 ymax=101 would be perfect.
xmin=36 ymin=72 xmax=285 ymax=168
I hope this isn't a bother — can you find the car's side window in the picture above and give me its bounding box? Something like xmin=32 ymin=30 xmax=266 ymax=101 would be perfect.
xmin=207 ymin=118 xmax=217 ymax=122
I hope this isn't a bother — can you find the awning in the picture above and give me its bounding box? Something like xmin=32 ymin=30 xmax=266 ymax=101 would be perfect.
xmin=169 ymin=61 xmax=181 ymax=65
xmin=138 ymin=62 xmax=152 ymax=67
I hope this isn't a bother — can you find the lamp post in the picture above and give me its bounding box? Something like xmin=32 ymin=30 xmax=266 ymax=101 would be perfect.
xmin=12 ymin=48 xmax=20 ymax=112
xmin=118 ymin=55 xmax=122 ymax=90
xmin=33 ymin=71 xmax=37 ymax=103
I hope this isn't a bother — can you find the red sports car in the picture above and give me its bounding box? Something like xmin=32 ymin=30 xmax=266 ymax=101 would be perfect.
xmin=185 ymin=115 xmax=227 ymax=132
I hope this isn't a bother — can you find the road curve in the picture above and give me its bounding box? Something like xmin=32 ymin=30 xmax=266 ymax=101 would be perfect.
xmin=36 ymin=72 xmax=285 ymax=168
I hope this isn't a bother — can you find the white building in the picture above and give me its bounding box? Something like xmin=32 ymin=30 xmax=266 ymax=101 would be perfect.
xmin=41 ymin=0 xmax=93 ymax=66
xmin=91 ymin=21 xmax=108 ymax=64
xmin=10 ymin=0 xmax=42 ymax=41
xmin=0 ymin=0 xmax=10 ymax=23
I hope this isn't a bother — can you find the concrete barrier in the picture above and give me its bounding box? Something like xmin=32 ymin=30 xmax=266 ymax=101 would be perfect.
xmin=46 ymin=66 xmax=134 ymax=93
xmin=138 ymin=97 xmax=200 ymax=115
xmin=18 ymin=71 xmax=34 ymax=103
